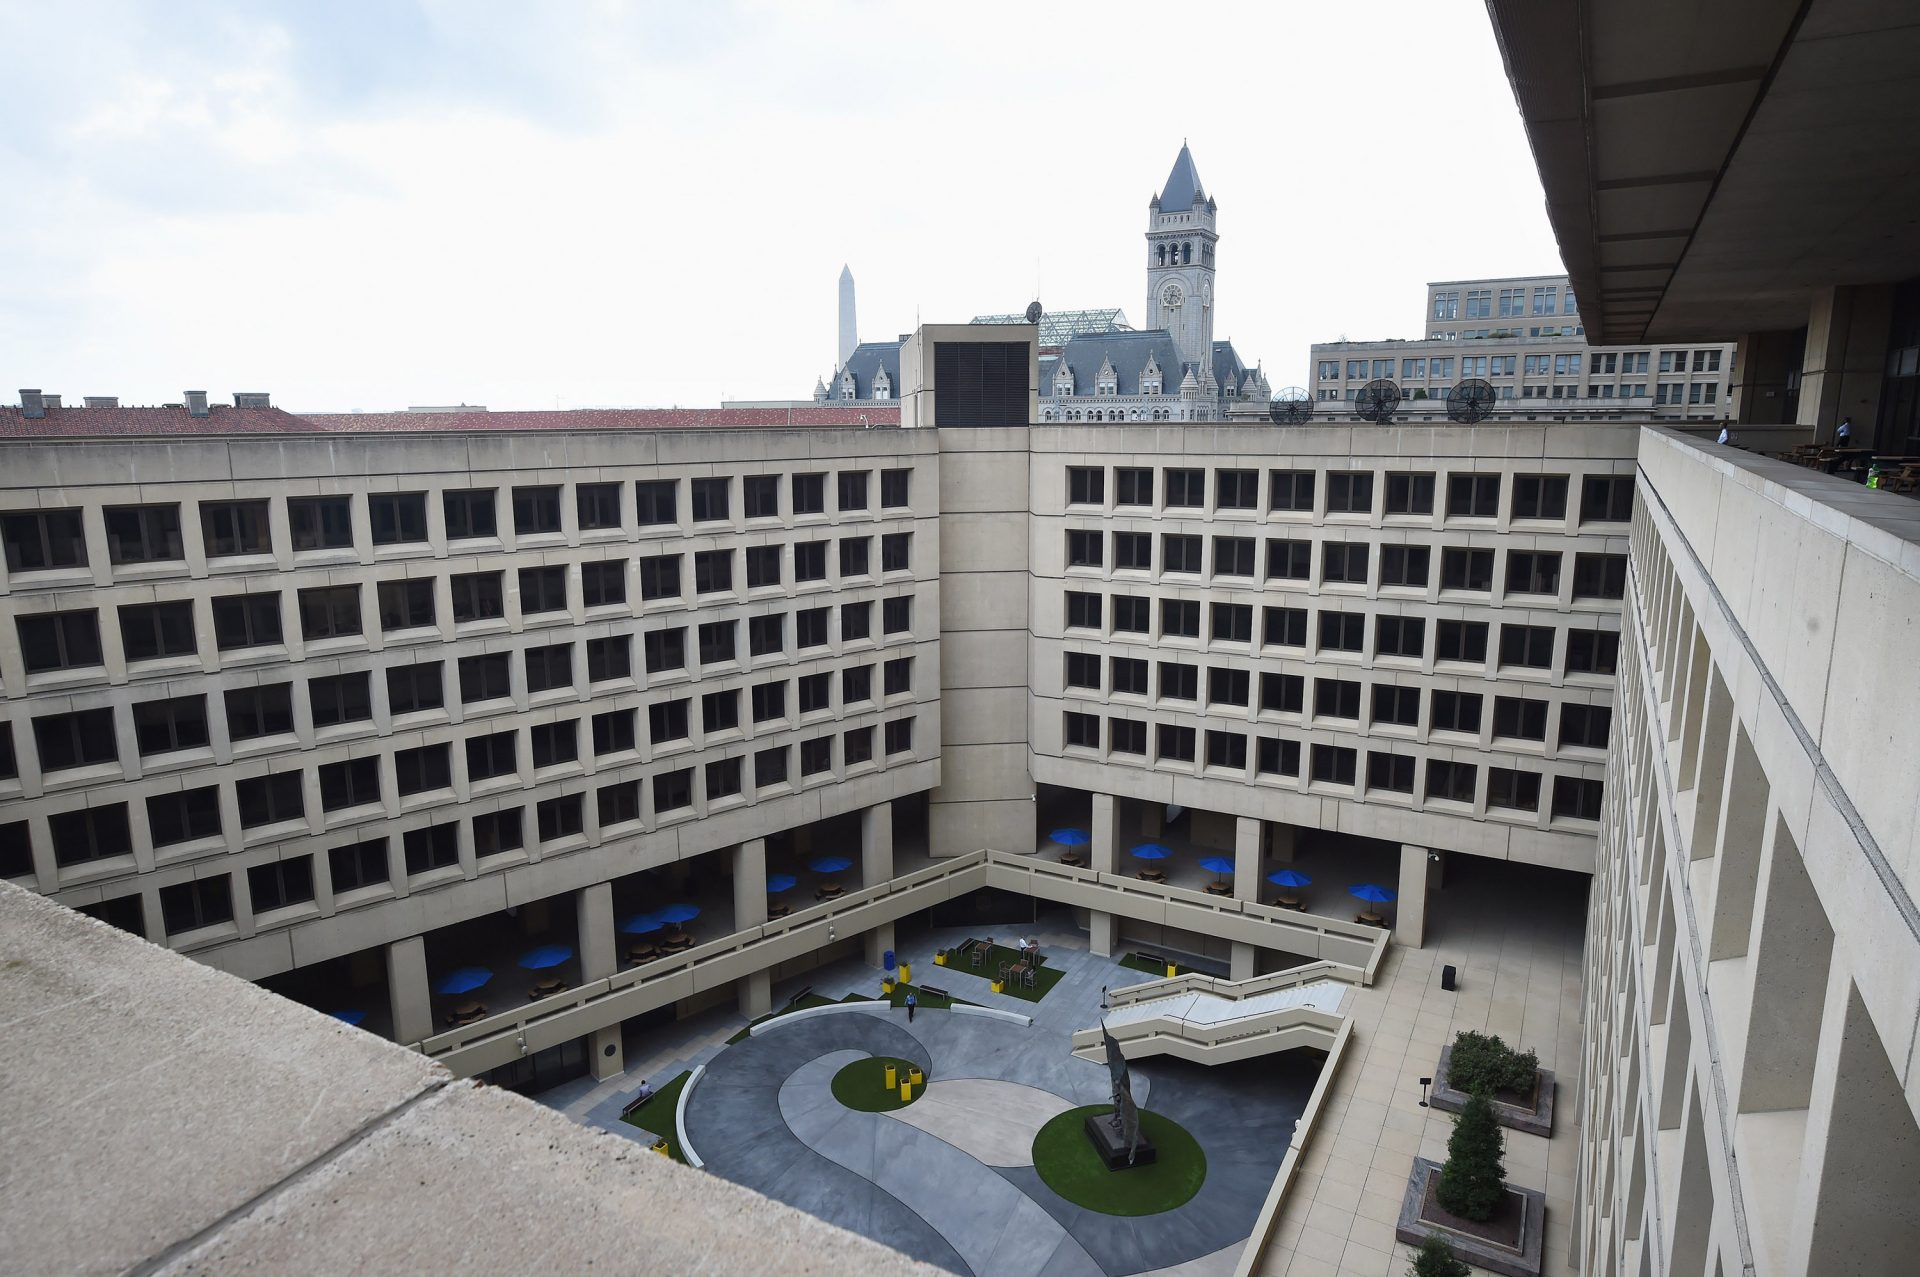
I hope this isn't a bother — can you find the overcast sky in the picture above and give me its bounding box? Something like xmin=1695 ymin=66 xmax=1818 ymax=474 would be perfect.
xmin=0 ymin=1 xmax=1564 ymax=412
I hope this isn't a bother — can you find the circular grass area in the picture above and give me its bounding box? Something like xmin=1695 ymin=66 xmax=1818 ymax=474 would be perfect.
xmin=830 ymin=1056 xmax=928 ymax=1112
xmin=1031 ymin=1105 xmax=1207 ymax=1216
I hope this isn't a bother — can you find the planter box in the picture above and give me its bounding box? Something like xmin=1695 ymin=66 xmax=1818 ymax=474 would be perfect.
xmin=1396 ymin=1157 xmax=1544 ymax=1277
xmin=1431 ymin=1044 xmax=1555 ymax=1138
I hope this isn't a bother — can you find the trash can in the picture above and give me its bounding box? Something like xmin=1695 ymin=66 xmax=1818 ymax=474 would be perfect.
xmin=883 ymin=948 xmax=896 ymax=971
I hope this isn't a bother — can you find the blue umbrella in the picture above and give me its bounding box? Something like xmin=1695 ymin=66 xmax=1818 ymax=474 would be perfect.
xmin=435 ymin=967 xmax=493 ymax=996
xmin=1049 ymin=828 xmax=1091 ymax=847
xmin=621 ymin=913 xmax=664 ymax=935
xmin=1350 ymin=884 xmax=1397 ymax=904
xmin=1198 ymin=856 xmax=1236 ymax=875
xmin=1267 ymin=869 xmax=1313 ymax=888
xmin=810 ymin=856 xmax=852 ymax=874
xmin=518 ymin=944 xmax=573 ymax=970
xmin=766 ymin=874 xmax=798 ymax=893
xmin=655 ymin=903 xmax=701 ymax=924
xmin=1130 ymin=843 xmax=1172 ymax=861
xmin=329 ymin=1008 xmax=367 ymax=1026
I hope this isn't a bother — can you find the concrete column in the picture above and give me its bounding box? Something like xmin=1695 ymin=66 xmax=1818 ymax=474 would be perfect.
xmin=1090 ymin=793 xmax=1117 ymax=875
xmin=386 ymin=935 xmax=432 ymax=1046
xmin=589 ymin=1024 xmax=624 ymax=1080
xmin=737 ymin=969 xmax=771 ymax=1020
xmin=861 ymin=802 xmax=894 ymax=884
xmin=1088 ymin=910 xmax=1116 ymax=959
xmin=1089 ymin=793 xmax=1117 ymax=957
xmin=577 ymin=882 xmax=616 ymax=983
xmin=1230 ymin=941 xmax=1256 ymax=981
xmin=1396 ymin=845 xmax=1431 ymax=948
xmin=732 ymin=838 xmax=767 ymax=930
xmin=860 ymin=806 xmax=895 ymax=970
xmin=1233 ymin=816 xmax=1262 ymax=903
xmin=1797 ymin=283 xmax=1892 ymax=443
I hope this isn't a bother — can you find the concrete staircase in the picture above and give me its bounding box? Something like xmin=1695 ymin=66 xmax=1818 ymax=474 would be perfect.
xmin=1071 ymin=963 xmax=1353 ymax=1066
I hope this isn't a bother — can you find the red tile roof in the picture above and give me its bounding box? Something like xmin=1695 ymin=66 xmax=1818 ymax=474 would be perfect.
xmin=0 ymin=403 xmax=900 ymax=439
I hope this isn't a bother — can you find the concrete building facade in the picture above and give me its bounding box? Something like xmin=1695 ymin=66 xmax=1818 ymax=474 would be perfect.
xmin=1310 ymin=274 xmax=1736 ymax=421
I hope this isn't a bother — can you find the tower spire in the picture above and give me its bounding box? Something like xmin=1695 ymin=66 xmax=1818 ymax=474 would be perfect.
xmin=837 ymin=265 xmax=857 ymax=370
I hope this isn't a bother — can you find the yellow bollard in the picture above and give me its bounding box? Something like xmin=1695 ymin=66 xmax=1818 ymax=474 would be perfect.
xmin=934 ymin=952 xmax=947 ymax=967
xmin=1166 ymin=963 xmax=1177 ymax=978
xmin=900 ymin=1080 xmax=912 ymax=1102
xmin=991 ymin=980 xmax=1004 ymax=993
xmin=884 ymin=1063 xmax=897 ymax=1090
xmin=900 ymin=961 xmax=911 ymax=984
xmin=651 ymin=1139 xmax=670 ymax=1157
xmin=909 ymin=1068 xmax=924 ymax=1086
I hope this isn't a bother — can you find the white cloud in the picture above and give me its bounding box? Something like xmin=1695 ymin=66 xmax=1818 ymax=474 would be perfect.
xmin=0 ymin=0 xmax=1564 ymax=410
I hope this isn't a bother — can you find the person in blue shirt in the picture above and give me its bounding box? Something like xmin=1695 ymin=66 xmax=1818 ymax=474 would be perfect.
xmin=905 ymin=991 xmax=917 ymax=1023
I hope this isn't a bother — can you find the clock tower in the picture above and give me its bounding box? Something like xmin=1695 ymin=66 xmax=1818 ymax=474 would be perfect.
xmin=1145 ymin=143 xmax=1218 ymax=373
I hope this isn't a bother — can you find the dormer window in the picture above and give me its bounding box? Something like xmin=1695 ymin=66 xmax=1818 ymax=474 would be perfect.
xmin=1052 ymin=367 xmax=1075 ymax=397
xmin=839 ymin=371 xmax=857 ymax=400
xmin=871 ymin=370 xmax=891 ymax=400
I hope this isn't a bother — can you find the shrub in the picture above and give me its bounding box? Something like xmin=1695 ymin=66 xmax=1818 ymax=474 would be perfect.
xmin=1448 ymin=1030 xmax=1539 ymax=1097
xmin=1436 ymin=1091 xmax=1506 ymax=1222
xmin=1407 ymin=1236 xmax=1471 ymax=1277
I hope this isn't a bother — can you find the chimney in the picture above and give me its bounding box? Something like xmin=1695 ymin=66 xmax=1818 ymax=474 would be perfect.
xmin=184 ymin=390 xmax=209 ymax=417
xmin=19 ymin=389 xmax=44 ymax=419
xmin=84 ymin=396 xmax=119 ymax=408
xmin=43 ymin=394 xmax=62 ymax=409
xmin=233 ymin=392 xmax=271 ymax=409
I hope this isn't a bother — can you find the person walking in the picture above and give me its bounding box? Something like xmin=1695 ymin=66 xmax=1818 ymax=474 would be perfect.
xmin=1837 ymin=416 xmax=1853 ymax=447
xmin=905 ymin=991 xmax=917 ymax=1023
xmin=1717 ymin=425 xmax=1731 ymax=445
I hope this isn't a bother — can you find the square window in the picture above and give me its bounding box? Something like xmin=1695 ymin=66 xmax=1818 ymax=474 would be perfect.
xmin=743 ymin=475 xmax=780 ymax=518
xmin=1109 ymin=718 xmax=1146 ymax=755
xmin=1269 ymin=469 xmax=1315 ymax=513
xmin=581 ymin=561 xmax=627 ymax=608
xmin=836 ymin=471 xmax=869 ymax=513
xmin=635 ymin=480 xmax=678 ymax=526
xmin=791 ymin=473 xmax=826 ymax=515
xmin=443 ymin=489 xmax=497 ymax=540
xmin=691 ymin=477 xmax=731 ymax=522
xmin=1066 ymin=530 xmax=1103 ymax=568
xmin=880 ymin=468 xmax=911 ymax=509
xmin=519 ymin=566 xmax=568 ymax=614
xmin=1385 ymin=473 xmax=1434 ymax=515
xmin=368 ymin=493 xmax=427 ymax=546
xmin=512 ymin=486 xmax=562 ymax=535
xmin=450 ymin=571 xmax=505 ymax=622
xmin=1165 ymin=469 xmax=1204 ymax=508
xmin=1064 ymin=711 xmax=1101 ymax=749
xmin=1115 ymin=468 xmax=1153 ymax=507
xmin=104 ymin=503 xmax=184 ymax=564
xmin=1263 ymin=606 xmax=1307 ymax=648
xmin=200 ymin=500 xmax=271 ymax=557
xmin=595 ymin=708 xmax=640 ymax=756
xmin=1068 ymin=467 xmax=1105 ymax=506
xmin=289 ymin=496 xmax=353 ymax=550
xmin=377 ymin=579 xmax=436 ymax=632
xmin=577 ymin=482 xmax=622 ymax=530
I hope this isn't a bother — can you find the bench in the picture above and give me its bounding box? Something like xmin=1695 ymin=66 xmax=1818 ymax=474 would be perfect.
xmin=785 ymin=985 xmax=814 ymax=1009
xmin=917 ymin=985 xmax=951 ymax=1004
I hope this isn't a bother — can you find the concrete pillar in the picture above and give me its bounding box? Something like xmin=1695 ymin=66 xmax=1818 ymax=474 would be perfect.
xmin=737 ymin=969 xmax=771 ymax=1020
xmin=1396 ymin=845 xmax=1431 ymax=948
xmin=1088 ymin=910 xmax=1116 ymax=959
xmin=1230 ymin=941 xmax=1256 ymax=981
xmin=865 ymin=921 xmax=896 ymax=971
xmin=589 ymin=1024 xmax=624 ymax=1080
xmin=386 ymin=935 xmax=432 ymax=1046
xmin=1732 ymin=329 xmax=1805 ymax=426
xmin=1797 ymin=283 xmax=1892 ymax=443
xmin=1090 ymin=793 xmax=1117 ymax=875
xmin=577 ymin=882 xmax=616 ymax=983
xmin=1233 ymin=816 xmax=1262 ymax=903
xmin=861 ymin=802 xmax=894 ymax=884
xmin=732 ymin=838 xmax=767 ymax=931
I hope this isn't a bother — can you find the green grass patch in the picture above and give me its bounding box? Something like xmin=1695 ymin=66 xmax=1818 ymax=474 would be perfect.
xmin=1119 ymin=952 xmax=1188 ymax=978
xmin=937 ymin=940 xmax=1065 ymax=1003
xmin=876 ymin=980 xmax=974 ymax=1010
xmin=831 ymin=1055 xmax=927 ymax=1112
xmin=1031 ymin=1105 xmax=1207 ymax=1216
xmin=618 ymin=1070 xmax=692 ymax=1163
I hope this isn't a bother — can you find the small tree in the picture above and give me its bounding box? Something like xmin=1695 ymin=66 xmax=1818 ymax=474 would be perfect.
xmin=1407 ymin=1235 xmax=1471 ymax=1277
xmin=1436 ymin=1091 xmax=1506 ymax=1221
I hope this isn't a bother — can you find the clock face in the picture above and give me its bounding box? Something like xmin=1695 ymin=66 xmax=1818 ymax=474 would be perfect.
xmin=1161 ymin=283 xmax=1183 ymax=310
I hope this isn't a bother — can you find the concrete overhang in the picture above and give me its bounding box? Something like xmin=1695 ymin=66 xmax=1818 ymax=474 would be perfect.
xmin=1486 ymin=0 xmax=1920 ymax=344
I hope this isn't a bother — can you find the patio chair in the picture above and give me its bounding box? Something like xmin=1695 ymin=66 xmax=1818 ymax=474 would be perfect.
xmin=1021 ymin=965 xmax=1038 ymax=990
xmin=968 ymin=946 xmax=986 ymax=970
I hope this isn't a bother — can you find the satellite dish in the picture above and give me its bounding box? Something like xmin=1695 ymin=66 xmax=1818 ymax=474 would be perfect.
xmin=1355 ymin=379 xmax=1402 ymax=423
xmin=1269 ymin=386 xmax=1313 ymax=425
xmin=1446 ymin=378 xmax=1496 ymax=424
xmin=1024 ymin=300 xmax=1043 ymax=325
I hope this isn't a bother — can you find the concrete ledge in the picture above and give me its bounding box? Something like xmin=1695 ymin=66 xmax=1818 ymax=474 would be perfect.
xmin=747 ymin=1000 xmax=889 ymax=1036
xmin=949 ymin=1003 xmax=1033 ymax=1027
xmin=675 ymin=1064 xmax=708 ymax=1169
xmin=1395 ymin=1157 xmax=1545 ymax=1277
xmin=1232 ymin=1017 xmax=1353 ymax=1277
xmin=1430 ymin=1044 xmax=1556 ymax=1138
xmin=0 ymin=883 xmax=945 ymax=1277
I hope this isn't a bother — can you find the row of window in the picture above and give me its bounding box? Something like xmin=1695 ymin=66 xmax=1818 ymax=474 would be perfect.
xmin=1061 ymin=592 xmax=1620 ymax=675
xmin=1058 ymin=711 xmax=1605 ymax=819
xmin=1060 ymin=652 xmax=1611 ymax=744
xmin=0 ymin=469 xmax=915 ymax=574
xmin=0 ymin=718 xmax=919 ymax=926
xmin=1431 ymin=285 xmax=1576 ymax=322
xmin=1063 ymin=467 xmax=1634 ymax=524
xmin=17 ymin=584 xmax=916 ymax=675
xmin=1319 ymin=349 xmax=1721 ymax=381
xmin=1062 ymin=533 xmax=1627 ymax=598
xmin=3 ymin=649 xmax=918 ymax=781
